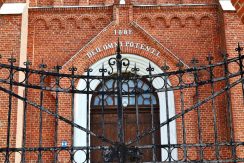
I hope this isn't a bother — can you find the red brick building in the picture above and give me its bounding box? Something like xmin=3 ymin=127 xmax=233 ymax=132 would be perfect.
xmin=0 ymin=0 xmax=243 ymax=162
xmin=231 ymin=0 xmax=244 ymax=23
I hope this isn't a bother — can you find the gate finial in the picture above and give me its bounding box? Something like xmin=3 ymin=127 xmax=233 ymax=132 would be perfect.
xmin=116 ymin=38 xmax=122 ymax=60
xmin=176 ymin=60 xmax=184 ymax=69
xmin=39 ymin=59 xmax=47 ymax=69
xmin=236 ymin=42 xmax=243 ymax=53
xmin=206 ymin=54 xmax=214 ymax=64
xmin=191 ymin=57 xmax=199 ymax=67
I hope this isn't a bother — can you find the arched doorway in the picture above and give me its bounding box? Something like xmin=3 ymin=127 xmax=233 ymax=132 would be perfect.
xmin=74 ymin=54 xmax=177 ymax=162
xmin=90 ymin=74 xmax=161 ymax=162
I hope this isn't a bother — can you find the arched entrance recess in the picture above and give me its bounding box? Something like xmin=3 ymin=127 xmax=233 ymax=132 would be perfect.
xmin=74 ymin=54 xmax=177 ymax=162
xmin=91 ymin=75 xmax=161 ymax=162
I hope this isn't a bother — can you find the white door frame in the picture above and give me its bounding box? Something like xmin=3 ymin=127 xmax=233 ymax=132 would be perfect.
xmin=74 ymin=54 xmax=177 ymax=162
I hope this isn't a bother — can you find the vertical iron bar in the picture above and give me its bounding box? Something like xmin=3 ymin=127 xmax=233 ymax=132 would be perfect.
xmin=100 ymin=65 xmax=106 ymax=142
xmin=5 ymin=57 xmax=16 ymax=163
xmin=70 ymin=66 xmax=77 ymax=161
xmin=85 ymin=68 xmax=92 ymax=162
xmin=132 ymin=65 xmax=140 ymax=147
xmin=38 ymin=62 xmax=46 ymax=163
xmin=21 ymin=60 xmax=30 ymax=163
xmin=54 ymin=65 xmax=61 ymax=163
xmin=147 ymin=63 xmax=156 ymax=162
xmin=235 ymin=43 xmax=244 ymax=102
xmin=223 ymin=53 xmax=236 ymax=162
xmin=191 ymin=58 xmax=203 ymax=161
xmin=132 ymin=64 xmax=140 ymax=163
xmin=161 ymin=63 xmax=171 ymax=161
xmin=177 ymin=61 xmax=187 ymax=161
xmin=115 ymin=39 xmax=125 ymax=163
xmin=117 ymin=48 xmax=124 ymax=144
xmin=207 ymin=55 xmax=220 ymax=161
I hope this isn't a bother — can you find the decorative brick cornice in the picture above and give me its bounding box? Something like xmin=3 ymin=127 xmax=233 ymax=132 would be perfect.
xmin=136 ymin=13 xmax=214 ymax=28
xmin=29 ymin=5 xmax=113 ymax=11
xmin=231 ymin=0 xmax=244 ymax=23
xmin=31 ymin=14 xmax=111 ymax=29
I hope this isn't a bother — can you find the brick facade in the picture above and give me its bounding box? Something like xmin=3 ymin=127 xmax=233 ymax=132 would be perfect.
xmin=231 ymin=0 xmax=244 ymax=23
xmin=0 ymin=0 xmax=243 ymax=162
xmin=27 ymin=0 xmax=220 ymax=7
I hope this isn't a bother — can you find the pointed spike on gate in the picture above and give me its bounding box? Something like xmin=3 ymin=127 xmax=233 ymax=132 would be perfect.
xmin=8 ymin=54 xmax=16 ymax=63
xmin=146 ymin=62 xmax=154 ymax=72
xmin=116 ymin=37 xmax=122 ymax=60
xmin=69 ymin=66 xmax=77 ymax=72
xmin=101 ymin=63 xmax=104 ymax=71
xmin=54 ymin=62 xmax=62 ymax=71
xmin=176 ymin=60 xmax=184 ymax=69
xmin=84 ymin=67 xmax=93 ymax=73
xmin=206 ymin=53 xmax=214 ymax=64
xmin=221 ymin=52 xmax=229 ymax=59
xmin=131 ymin=63 xmax=139 ymax=73
xmin=39 ymin=59 xmax=47 ymax=69
xmin=103 ymin=63 xmax=107 ymax=72
xmin=235 ymin=42 xmax=243 ymax=53
xmin=146 ymin=62 xmax=151 ymax=72
xmin=135 ymin=63 xmax=139 ymax=71
xmin=24 ymin=60 xmax=32 ymax=66
xmin=190 ymin=57 xmax=199 ymax=66
xmin=69 ymin=60 xmax=77 ymax=72
xmin=99 ymin=63 xmax=107 ymax=73
xmin=161 ymin=60 xmax=170 ymax=71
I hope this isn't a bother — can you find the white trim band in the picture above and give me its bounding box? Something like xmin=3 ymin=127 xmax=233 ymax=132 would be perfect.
xmin=0 ymin=3 xmax=27 ymax=15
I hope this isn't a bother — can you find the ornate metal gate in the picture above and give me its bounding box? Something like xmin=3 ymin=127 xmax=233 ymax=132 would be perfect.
xmin=0 ymin=42 xmax=243 ymax=162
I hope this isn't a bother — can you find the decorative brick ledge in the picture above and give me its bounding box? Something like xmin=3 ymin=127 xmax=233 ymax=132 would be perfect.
xmin=231 ymin=0 xmax=244 ymax=23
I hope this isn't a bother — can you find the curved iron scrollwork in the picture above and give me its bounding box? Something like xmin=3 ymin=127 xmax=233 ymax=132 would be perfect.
xmin=0 ymin=42 xmax=243 ymax=162
xmin=108 ymin=39 xmax=130 ymax=75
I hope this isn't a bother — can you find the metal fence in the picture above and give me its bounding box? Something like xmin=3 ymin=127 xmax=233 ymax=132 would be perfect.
xmin=0 ymin=42 xmax=243 ymax=162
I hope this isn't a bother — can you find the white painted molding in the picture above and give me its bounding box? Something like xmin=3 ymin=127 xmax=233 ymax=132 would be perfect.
xmin=0 ymin=3 xmax=27 ymax=15
xmin=15 ymin=3 xmax=29 ymax=163
xmin=74 ymin=54 xmax=178 ymax=162
xmin=120 ymin=0 xmax=126 ymax=4
xmin=219 ymin=0 xmax=235 ymax=11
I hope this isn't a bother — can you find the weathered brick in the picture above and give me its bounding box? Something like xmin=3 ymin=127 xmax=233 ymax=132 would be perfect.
xmin=0 ymin=0 xmax=243 ymax=162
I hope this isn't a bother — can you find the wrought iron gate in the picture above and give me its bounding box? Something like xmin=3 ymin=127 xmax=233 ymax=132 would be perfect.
xmin=0 ymin=42 xmax=243 ymax=162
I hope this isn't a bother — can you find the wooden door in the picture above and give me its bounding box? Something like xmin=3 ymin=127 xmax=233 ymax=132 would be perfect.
xmin=90 ymin=107 xmax=161 ymax=162
xmin=90 ymin=77 xmax=161 ymax=162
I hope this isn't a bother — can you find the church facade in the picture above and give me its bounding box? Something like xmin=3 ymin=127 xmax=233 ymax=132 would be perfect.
xmin=0 ymin=0 xmax=244 ymax=162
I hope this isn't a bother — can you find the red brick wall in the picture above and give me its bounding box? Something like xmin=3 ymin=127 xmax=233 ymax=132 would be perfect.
xmin=231 ymin=0 xmax=244 ymax=23
xmin=223 ymin=11 xmax=244 ymax=157
xmin=23 ymin=4 xmax=235 ymax=161
xmin=0 ymin=14 xmax=22 ymax=162
xmin=134 ymin=5 xmax=222 ymax=64
xmin=27 ymin=7 xmax=113 ymax=69
xmin=28 ymin=0 xmax=220 ymax=7
xmin=0 ymin=1 xmax=243 ymax=162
